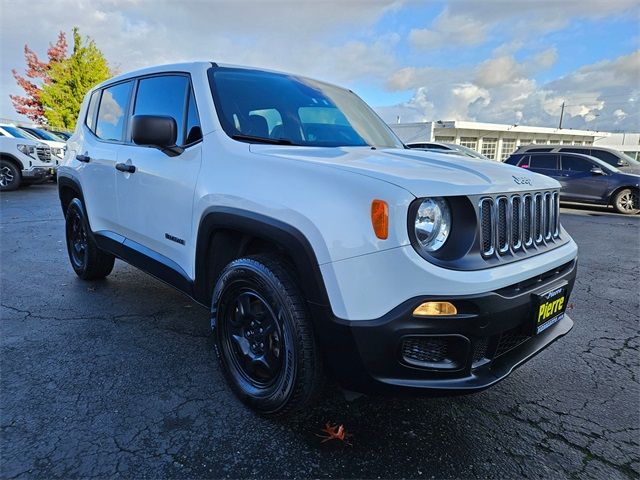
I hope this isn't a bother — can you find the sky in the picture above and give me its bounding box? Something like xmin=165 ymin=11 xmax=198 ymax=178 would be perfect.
xmin=1 ymin=0 xmax=639 ymax=131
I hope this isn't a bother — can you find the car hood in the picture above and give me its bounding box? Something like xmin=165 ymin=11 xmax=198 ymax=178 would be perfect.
xmin=250 ymin=145 xmax=560 ymax=196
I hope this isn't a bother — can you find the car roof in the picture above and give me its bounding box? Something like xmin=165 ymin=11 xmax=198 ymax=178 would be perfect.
xmin=92 ymin=61 xmax=346 ymax=93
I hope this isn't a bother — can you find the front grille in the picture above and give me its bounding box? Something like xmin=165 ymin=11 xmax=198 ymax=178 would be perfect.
xmin=472 ymin=338 xmax=489 ymax=363
xmin=401 ymin=337 xmax=448 ymax=364
xmin=479 ymin=190 xmax=560 ymax=258
xmin=494 ymin=328 xmax=530 ymax=358
xmin=36 ymin=146 xmax=51 ymax=163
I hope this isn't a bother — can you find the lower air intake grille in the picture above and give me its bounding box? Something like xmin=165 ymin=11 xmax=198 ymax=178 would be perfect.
xmin=494 ymin=328 xmax=530 ymax=358
xmin=401 ymin=337 xmax=448 ymax=364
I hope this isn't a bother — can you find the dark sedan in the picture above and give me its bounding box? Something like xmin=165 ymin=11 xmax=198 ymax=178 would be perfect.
xmin=505 ymin=151 xmax=639 ymax=214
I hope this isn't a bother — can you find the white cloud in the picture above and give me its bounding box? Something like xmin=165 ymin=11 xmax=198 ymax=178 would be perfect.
xmin=409 ymin=11 xmax=487 ymax=49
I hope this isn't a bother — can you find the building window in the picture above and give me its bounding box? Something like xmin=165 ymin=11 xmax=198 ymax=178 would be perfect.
xmin=562 ymin=140 xmax=573 ymax=145
xmin=584 ymin=141 xmax=593 ymax=145
xmin=459 ymin=137 xmax=478 ymax=150
xmin=535 ymin=139 xmax=548 ymax=144
xmin=481 ymin=138 xmax=498 ymax=160
xmin=434 ymin=136 xmax=455 ymax=143
xmin=519 ymin=139 xmax=533 ymax=146
xmin=574 ymin=140 xmax=583 ymax=145
xmin=501 ymin=138 xmax=517 ymax=160
xmin=549 ymin=139 xmax=560 ymax=144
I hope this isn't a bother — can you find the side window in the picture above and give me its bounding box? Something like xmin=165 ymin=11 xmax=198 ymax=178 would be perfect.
xmin=185 ymin=88 xmax=202 ymax=145
xmin=518 ymin=155 xmax=530 ymax=167
xmin=588 ymin=149 xmax=621 ymax=166
xmin=249 ymin=108 xmax=282 ymax=137
xmin=85 ymin=90 xmax=100 ymax=133
xmin=529 ymin=154 xmax=558 ymax=170
xmin=561 ymin=156 xmax=592 ymax=172
xmin=96 ymin=82 xmax=133 ymax=141
xmin=133 ymin=75 xmax=189 ymax=146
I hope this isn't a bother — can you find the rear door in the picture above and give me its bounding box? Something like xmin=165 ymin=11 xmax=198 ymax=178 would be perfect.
xmin=559 ymin=154 xmax=610 ymax=202
xmin=80 ymin=81 xmax=132 ymax=233
xmin=115 ymin=73 xmax=202 ymax=277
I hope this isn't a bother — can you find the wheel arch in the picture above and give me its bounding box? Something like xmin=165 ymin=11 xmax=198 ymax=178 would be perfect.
xmin=608 ymin=185 xmax=639 ymax=205
xmin=194 ymin=207 xmax=330 ymax=310
xmin=0 ymin=153 xmax=25 ymax=171
xmin=57 ymin=176 xmax=85 ymax=217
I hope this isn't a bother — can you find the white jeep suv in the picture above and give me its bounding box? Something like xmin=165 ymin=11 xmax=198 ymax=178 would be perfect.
xmin=58 ymin=62 xmax=578 ymax=415
xmin=0 ymin=134 xmax=55 ymax=191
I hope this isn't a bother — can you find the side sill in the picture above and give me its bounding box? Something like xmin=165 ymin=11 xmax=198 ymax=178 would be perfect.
xmin=94 ymin=231 xmax=195 ymax=299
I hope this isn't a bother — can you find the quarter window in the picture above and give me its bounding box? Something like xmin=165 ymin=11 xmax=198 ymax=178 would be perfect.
xmin=134 ymin=75 xmax=190 ymax=146
xmin=96 ymin=81 xmax=133 ymax=142
xmin=85 ymin=90 xmax=101 ymax=133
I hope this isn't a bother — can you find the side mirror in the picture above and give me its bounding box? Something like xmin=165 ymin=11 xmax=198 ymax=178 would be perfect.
xmin=590 ymin=166 xmax=604 ymax=175
xmin=132 ymin=115 xmax=183 ymax=155
xmin=617 ymin=160 xmax=628 ymax=167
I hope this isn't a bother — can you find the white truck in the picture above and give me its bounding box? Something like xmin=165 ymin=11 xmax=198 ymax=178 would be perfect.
xmin=0 ymin=135 xmax=55 ymax=191
xmin=57 ymin=62 xmax=578 ymax=415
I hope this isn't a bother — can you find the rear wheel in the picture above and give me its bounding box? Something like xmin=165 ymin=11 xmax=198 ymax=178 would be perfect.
xmin=65 ymin=198 xmax=115 ymax=279
xmin=612 ymin=188 xmax=639 ymax=215
xmin=0 ymin=160 xmax=21 ymax=191
xmin=212 ymin=255 xmax=323 ymax=416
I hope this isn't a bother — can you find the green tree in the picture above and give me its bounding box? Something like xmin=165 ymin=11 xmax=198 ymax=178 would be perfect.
xmin=40 ymin=27 xmax=111 ymax=130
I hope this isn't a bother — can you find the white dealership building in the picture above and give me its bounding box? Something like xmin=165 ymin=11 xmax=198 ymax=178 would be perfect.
xmin=389 ymin=120 xmax=640 ymax=161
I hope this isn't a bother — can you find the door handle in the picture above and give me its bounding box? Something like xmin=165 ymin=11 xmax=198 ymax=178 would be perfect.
xmin=76 ymin=154 xmax=90 ymax=163
xmin=115 ymin=163 xmax=136 ymax=173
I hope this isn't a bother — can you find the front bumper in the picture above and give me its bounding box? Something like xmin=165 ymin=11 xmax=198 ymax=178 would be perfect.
xmin=22 ymin=166 xmax=56 ymax=181
xmin=313 ymin=259 xmax=577 ymax=395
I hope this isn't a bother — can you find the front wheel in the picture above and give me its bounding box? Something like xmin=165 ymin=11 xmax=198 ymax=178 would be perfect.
xmin=212 ymin=255 xmax=323 ymax=416
xmin=65 ymin=198 xmax=115 ymax=279
xmin=0 ymin=160 xmax=21 ymax=191
xmin=612 ymin=188 xmax=639 ymax=215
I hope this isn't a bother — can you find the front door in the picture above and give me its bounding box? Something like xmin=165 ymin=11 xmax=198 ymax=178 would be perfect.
xmin=115 ymin=74 xmax=203 ymax=277
xmin=559 ymin=155 xmax=610 ymax=202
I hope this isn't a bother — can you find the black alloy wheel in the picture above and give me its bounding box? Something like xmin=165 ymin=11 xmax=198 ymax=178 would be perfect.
xmin=212 ymin=256 xmax=323 ymax=416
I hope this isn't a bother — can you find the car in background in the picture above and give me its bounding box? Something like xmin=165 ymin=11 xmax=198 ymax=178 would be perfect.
xmin=515 ymin=144 xmax=640 ymax=174
xmin=406 ymin=142 xmax=492 ymax=161
xmin=505 ymin=151 xmax=639 ymax=214
xmin=0 ymin=135 xmax=55 ymax=191
xmin=48 ymin=129 xmax=71 ymax=140
xmin=16 ymin=126 xmax=67 ymax=161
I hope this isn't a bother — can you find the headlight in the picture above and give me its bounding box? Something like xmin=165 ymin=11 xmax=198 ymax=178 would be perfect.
xmin=414 ymin=197 xmax=451 ymax=252
xmin=17 ymin=144 xmax=35 ymax=158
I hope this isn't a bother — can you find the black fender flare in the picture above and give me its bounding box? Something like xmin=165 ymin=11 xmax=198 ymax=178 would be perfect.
xmin=194 ymin=207 xmax=330 ymax=309
xmin=57 ymin=175 xmax=86 ymax=217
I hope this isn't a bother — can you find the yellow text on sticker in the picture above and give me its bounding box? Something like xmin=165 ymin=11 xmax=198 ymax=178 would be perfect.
xmin=538 ymin=297 xmax=565 ymax=323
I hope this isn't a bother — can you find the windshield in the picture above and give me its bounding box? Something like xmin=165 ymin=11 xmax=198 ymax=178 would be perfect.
xmin=209 ymin=67 xmax=404 ymax=149
xmin=1 ymin=126 xmax=36 ymax=139
xmin=25 ymin=128 xmax=65 ymax=142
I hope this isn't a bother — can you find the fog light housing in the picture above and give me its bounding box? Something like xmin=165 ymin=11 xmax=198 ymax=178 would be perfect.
xmin=413 ymin=301 xmax=457 ymax=316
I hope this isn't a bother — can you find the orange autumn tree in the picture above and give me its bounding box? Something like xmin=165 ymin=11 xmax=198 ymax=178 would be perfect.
xmin=10 ymin=32 xmax=68 ymax=124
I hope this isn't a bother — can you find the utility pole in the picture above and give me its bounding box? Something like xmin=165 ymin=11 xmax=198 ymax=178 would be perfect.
xmin=558 ymin=101 xmax=565 ymax=129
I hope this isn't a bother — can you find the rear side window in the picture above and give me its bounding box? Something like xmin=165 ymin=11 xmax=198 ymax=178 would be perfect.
xmin=529 ymin=154 xmax=558 ymax=170
xmin=561 ymin=156 xmax=592 ymax=172
xmin=133 ymin=75 xmax=189 ymax=146
xmin=96 ymin=81 xmax=133 ymax=142
xmin=517 ymin=155 xmax=530 ymax=167
xmin=85 ymin=90 xmax=100 ymax=133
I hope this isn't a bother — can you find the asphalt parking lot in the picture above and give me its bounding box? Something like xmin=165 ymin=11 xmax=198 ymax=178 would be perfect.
xmin=1 ymin=183 xmax=639 ymax=479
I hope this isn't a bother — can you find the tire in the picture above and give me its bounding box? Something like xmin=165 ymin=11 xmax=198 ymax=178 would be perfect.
xmin=612 ymin=188 xmax=639 ymax=215
xmin=65 ymin=198 xmax=115 ymax=280
xmin=212 ymin=255 xmax=323 ymax=416
xmin=0 ymin=160 xmax=21 ymax=191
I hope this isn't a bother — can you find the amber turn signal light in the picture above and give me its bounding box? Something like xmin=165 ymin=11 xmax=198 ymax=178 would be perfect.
xmin=413 ymin=301 xmax=457 ymax=316
xmin=371 ymin=199 xmax=389 ymax=239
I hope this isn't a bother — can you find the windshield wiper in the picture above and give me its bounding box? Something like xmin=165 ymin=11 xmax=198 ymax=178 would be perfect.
xmin=231 ymin=134 xmax=296 ymax=145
